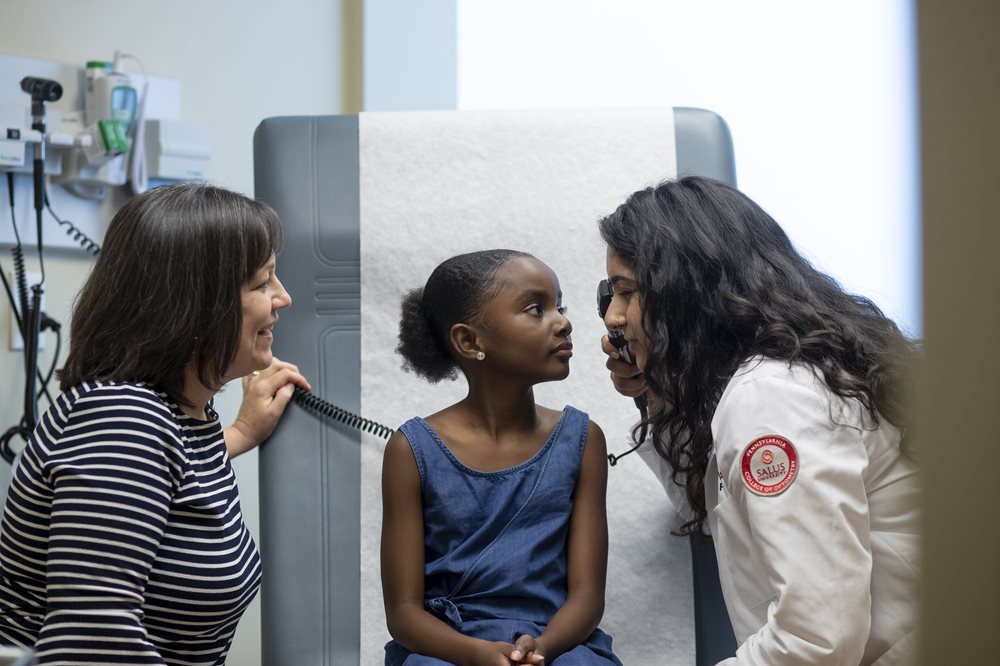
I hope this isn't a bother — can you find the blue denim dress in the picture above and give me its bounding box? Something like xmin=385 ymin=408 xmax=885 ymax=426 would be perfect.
xmin=384 ymin=406 xmax=622 ymax=665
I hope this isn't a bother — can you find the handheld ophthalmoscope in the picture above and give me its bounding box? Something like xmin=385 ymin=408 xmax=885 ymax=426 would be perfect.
xmin=597 ymin=279 xmax=634 ymax=365
xmin=597 ymin=279 xmax=648 ymax=464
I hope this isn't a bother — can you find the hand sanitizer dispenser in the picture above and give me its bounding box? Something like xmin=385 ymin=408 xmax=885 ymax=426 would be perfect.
xmin=85 ymin=59 xmax=137 ymax=134
xmin=53 ymin=57 xmax=137 ymax=197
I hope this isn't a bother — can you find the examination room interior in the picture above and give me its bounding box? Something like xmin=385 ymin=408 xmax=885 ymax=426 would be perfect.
xmin=0 ymin=0 xmax=996 ymax=664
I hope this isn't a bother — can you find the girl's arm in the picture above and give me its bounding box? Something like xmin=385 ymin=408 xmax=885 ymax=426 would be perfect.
xmin=380 ymin=431 xmax=516 ymax=666
xmin=528 ymin=420 xmax=610 ymax=661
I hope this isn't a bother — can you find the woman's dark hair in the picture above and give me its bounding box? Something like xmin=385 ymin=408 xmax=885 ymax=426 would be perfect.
xmin=396 ymin=249 xmax=531 ymax=382
xmin=59 ymin=182 xmax=285 ymax=406
xmin=599 ymin=176 xmax=917 ymax=535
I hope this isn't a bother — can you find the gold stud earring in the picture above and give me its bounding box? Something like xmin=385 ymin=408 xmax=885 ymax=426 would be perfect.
xmin=475 ymin=351 xmax=485 ymax=361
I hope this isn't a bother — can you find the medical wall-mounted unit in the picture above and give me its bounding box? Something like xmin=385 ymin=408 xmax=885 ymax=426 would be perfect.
xmin=143 ymin=119 xmax=211 ymax=181
xmin=0 ymin=52 xmax=209 ymax=251
xmin=0 ymin=104 xmax=86 ymax=175
xmin=1 ymin=53 xmax=210 ymax=193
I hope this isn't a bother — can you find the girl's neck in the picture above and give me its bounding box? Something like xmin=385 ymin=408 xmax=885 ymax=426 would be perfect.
xmin=460 ymin=383 xmax=538 ymax=436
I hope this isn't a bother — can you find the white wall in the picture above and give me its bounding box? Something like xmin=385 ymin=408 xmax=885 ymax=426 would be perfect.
xmin=457 ymin=0 xmax=921 ymax=337
xmin=364 ymin=0 xmax=457 ymax=110
xmin=0 ymin=2 xmax=350 ymax=663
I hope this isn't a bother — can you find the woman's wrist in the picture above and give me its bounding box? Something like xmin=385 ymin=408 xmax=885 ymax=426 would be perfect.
xmin=223 ymin=424 xmax=256 ymax=458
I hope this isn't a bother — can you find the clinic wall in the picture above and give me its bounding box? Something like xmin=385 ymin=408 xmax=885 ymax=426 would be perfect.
xmin=917 ymin=0 xmax=1000 ymax=662
xmin=456 ymin=0 xmax=921 ymax=339
xmin=364 ymin=0 xmax=457 ymax=110
xmin=0 ymin=2 xmax=351 ymax=663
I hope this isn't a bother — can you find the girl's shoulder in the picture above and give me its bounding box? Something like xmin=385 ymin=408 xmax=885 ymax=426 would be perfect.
xmin=409 ymin=405 xmax=461 ymax=444
xmin=521 ymin=403 xmax=597 ymax=440
xmin=540 ymin=404 xmax=597 ymax=458
xmin=538 ymin=403 xmax=581 ymax=425
xmin=538 ymin=403 xmax=589 ymax=422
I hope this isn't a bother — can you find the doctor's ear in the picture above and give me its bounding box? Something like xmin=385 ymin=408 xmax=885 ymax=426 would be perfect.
xmin=450 ymin=323 xmax=484 ymax=362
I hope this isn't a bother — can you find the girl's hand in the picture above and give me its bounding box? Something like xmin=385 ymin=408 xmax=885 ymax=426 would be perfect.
xmin=468 ymin=640 xmax=519 ymax=665
xmin=226 ymin=357 xmax=311 ymax=457
xmin=510 ymin=634 xmax=546 ymax=665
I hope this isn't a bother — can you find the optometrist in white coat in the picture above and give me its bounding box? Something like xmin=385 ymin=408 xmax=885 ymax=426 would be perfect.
xmin=597 ymin=176 xmax=921 ymax=665
xmin=639 ymin=358 xmax=919 ymax=665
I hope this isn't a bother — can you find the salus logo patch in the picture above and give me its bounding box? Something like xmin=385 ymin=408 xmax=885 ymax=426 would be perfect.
xmin=740 ymin=435 xmax=798 ymax=496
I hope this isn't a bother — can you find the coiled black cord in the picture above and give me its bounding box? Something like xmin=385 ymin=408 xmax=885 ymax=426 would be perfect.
xmin=40 ymin=319 xmax=61 ymax=397
xmin=2 ymin=171 xmax=57 ymax=465
xmin=291 ymin=387 xmax=394 ymax=439
xmin=45 ymin=195 xmax=101 ymax=256
xmin=1 ymin=176 xmax=32 ymax=463
xmin=22 ymin=286 xmax=42 ymax=429
xmin=11 ymin=245 xmax=29 ymax=326
xmin=607 ymin=402 xmax=648 ymax=466
xmin=7 ymin=173 xmax=30 ymax=325
xmin=0 ymin=426 xmax=28 ymax=465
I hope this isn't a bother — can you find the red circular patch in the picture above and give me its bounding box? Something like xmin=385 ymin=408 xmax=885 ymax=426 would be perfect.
xmin=740 ymin=435 xmax=798 ymax=496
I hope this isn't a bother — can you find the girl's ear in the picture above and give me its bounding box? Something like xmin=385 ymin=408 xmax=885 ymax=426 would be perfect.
xmin=450 ymin=323 xmax=483 ymax=362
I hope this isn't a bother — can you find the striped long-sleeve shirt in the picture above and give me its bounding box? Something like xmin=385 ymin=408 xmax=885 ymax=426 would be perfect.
xmin=0 ymin=382 xmax=261 ymax=665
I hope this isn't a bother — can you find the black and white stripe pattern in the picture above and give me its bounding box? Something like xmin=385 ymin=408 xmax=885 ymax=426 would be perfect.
xmin=0 ymin=382 xmax=261 ymax=665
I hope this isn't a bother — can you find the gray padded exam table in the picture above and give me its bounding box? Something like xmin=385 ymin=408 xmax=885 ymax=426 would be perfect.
xmin=253 ymin=107 xmax=738 ymax=665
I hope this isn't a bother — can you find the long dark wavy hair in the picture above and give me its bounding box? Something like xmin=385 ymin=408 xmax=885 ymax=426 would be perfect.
xmin=599 ymin=176 xmax=917 ymax=535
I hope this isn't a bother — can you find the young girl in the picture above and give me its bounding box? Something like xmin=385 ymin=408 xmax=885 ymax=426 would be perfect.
xmin=381 ymin=249 xmax=622 ymax=666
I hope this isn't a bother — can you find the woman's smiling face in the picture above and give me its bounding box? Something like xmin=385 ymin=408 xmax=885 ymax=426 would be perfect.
xmin=226 ymin=254 xmax=291 ymax=382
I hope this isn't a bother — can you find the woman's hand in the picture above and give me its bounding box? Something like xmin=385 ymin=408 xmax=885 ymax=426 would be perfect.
xmin=224 ymin=357 xmax=311 ymax=457
xmin=601 ymin=333 xmax=650 ymax=400
xmin=509 ymin=634 xmax=546 ymax=664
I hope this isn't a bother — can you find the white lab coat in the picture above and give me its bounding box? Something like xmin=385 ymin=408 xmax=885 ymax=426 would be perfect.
xmin=641 ymin=357 xmax=920 ymax=665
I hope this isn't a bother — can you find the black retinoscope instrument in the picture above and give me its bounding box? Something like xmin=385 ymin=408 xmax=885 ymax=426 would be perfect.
xmin=597 ymin=279 xmax=648 ymax=465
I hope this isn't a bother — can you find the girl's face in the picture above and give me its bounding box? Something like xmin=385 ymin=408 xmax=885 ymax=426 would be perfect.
xmin=474 ymin=256 xmax=573 ymax=382
xmin=227 ymin=254 xmax=292 ymax=382
xmin=605 ymin=248 xmax=648 ymax=370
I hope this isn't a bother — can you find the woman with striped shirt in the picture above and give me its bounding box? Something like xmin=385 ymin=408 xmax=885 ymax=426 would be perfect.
xmin=0 ymin=183 xmax=309 ymax=665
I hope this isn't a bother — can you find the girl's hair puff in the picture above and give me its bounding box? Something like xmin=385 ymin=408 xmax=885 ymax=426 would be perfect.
xmin=396 ymin=249 xmax=530 ymax=382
